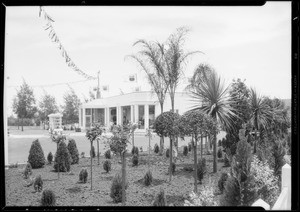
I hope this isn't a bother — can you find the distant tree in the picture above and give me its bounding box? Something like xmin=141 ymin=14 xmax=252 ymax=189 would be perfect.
xmin=39 ymin=92 xmax=59 ymax=129
xmin=62 ymin=89 xmax=81 ymax=125
xmin=12 ymin=80 xmax=37 ymax=131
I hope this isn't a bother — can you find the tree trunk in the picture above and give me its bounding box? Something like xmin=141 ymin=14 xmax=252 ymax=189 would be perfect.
xmin=200 ymin=136 xmax=203 ymax=159
xmin=159 ymin=103 xmax=164 ymax=155
xmin=159 ymin=136 xmax=164 ymax=155
xmin=213 ymin=132 xmax=217 ymax=173
xmin=122 ymin=151 xmax=126 ymax=206
xmin=43 ymin=120 xmax=46 ymax=130
xmin=148 ymin=136 xmax=151 ymax=169
xmin=253 ymin=128 xmax=257 ymax=154
xmin=57 ymin=142 xmax=60 ymax=179
xmin=193 ymin=135 xmax=198 ymax=193
xmin=17 ymin=119 xmax=19 ymax=130
xmin=90 ymin=141 xmax=93 ymax=190
xmin=170 ymin=92 xmax=175 ymax=112
xmin=21 ymin=118 xmax=24 ymax=131
xmin=205 ymin=136 xmax=208 ymax=154
xmin=132 ymin=132 xmax=135 ymax=149
xmin=97 ymin=140 xmax=100 ymax=165
xmin=169 ymin=136 xmax=173 ymax=182
xmin=175 ymin=137 xmax=179 ymax=153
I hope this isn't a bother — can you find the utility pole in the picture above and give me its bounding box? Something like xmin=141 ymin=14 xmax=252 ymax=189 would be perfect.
xmin=96 ymin=71 xmax=101 ymax=99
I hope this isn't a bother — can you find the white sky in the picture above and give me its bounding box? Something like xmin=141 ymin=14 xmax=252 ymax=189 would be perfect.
xmin=5 ymin=3 xmax=291 ymax=116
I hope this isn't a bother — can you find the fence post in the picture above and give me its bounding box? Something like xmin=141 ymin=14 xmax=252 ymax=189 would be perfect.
xmin=281 ymin=163 xmax=291 ymax=210
xmin=252 ymin=199 xmax=270 ymax=210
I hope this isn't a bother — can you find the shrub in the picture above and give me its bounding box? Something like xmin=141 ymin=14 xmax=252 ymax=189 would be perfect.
xmin=144 ymin=170 xmax=153 ymax=186
xmin=79 ymin=168 xmax=88 ymax=183
xmin=251 ymin=155 xmax=280 ymax=207
xmin=47 ymin=152 xmax=53 ymax=164
xmin=70 ymin=126 xmax=74 ymax=130
xmin=105 ymin=149 xmax=111 ymax=159
xmin=197 ymin=158 xmax=206 ymax=183
xmin=34 ymin=174 xmax=43 ymax=192
xmin=81 ymin=152 xmax=85 ymax=158
xmin=184 ymin=186 xmax=217 ymax=206
xmin=131 ymin=146 xmax=139 ymax=156
xmin=90 ymin=145 xmax=96 ymax=158
xmin=41 ymin=189 xmax=56 ymax=206
xmin=75 ymin=128 xmax=81 ymax=132
xmin=217 ymin=148 xmax=223 ymax=158
xmin=154 ymin=143 xmax=159 ymax=154
xmin=103 ymin=160 xmax=111 ymax=173
xmin=220 ymin=176 xmax=240 ymax=206
xmin=224 ymin=154 xmax=230 ymax=167
xmin=272 ymin=139 xmax=286 ymax=178
xmin=183 ymin=146 xmax=188 ymax=156
xmin=110 ymin=173 xmax=128 ymax=203
xmin=218 ymin=140 xmax=222 ymax=147
xmin=188 ymin=143 xmax=192 ymax=152
xmin=23 ymin=162 xmax=32 ymax=179
xmin=166 ymin=149 xmax=170 ymax=158
xmin=218 ymin=173 xmax=228 ymax=194
xmin=67 ymin=139 xmax=79 ymax=164
xmin=53 ymin=141 xmax=72 ymax=172
xmin=28 ymin=139 xmax=46 ymax=169
xmin=153 ymin=189 xmax=167 ymax=206
xmin=168 ymin=162 xmax=176 ymax=175
xmin=132 ymin=154 xmax=139 ymax=166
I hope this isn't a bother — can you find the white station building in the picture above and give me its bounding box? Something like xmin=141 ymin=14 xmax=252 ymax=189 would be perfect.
xmin=79 ymin=91 xmax=196 ymax=132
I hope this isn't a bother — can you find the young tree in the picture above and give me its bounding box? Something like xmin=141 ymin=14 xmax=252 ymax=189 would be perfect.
xmin=180 ymin=110 xmax=218 ymax=193
xmin=248 ymin=88 xmax=273 ymax=153
xmin=128 ymin=41 xmax=169 ymax=155
xmin=86 ymin=123 xmax=103 ymax=190
xmin=153 ymin=111 xmax=180 ymax=182
xmin=39 ymin=92 xmax=59 ymax=129
xmin=62 ymin=89 xmax=81 ymax=125
xmin=108 ymin=124 xmax=131 ymax=205
xmin=187 ymin=64 xmax=237 ymax=173
xmin=12 ymin=80 xmax=37 ymax=131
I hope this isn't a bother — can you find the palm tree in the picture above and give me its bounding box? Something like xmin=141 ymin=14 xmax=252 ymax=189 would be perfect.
xmin=127 ymin=40 xmax=169 ymax=155
xmin=248 ymin=88 xmax=273 ymax=153
xmin=187 ymin=64 xmax=237 ymax=173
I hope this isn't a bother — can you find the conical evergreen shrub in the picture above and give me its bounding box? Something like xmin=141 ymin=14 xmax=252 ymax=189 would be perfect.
xmin=47 ymin=152 xmax=53 ymax=164
xmin=144 ymin=170 xmax=153 ymax=186
xmin=110 ymin=173 xmax=128 ymax=203
xmin=67 ymin=139 xmax=79 ymax=164
xmin=220 ymin=176 xmax=240 ymax=206
xmin=54 ymin=141 xmax=72 ymax=172
xmin=153 ymin=189 xmax=167 ymax=206
xmin=183 ymin=146 xmax=188 ymax=156
xmin=41 ymin=189 xmax=56 ymax=206
xmin=23 ymin=162 xmax=32 ymax=179
xmin=154 ymin=144 xmax=159 ymax=154
xmin=105 ymin=149 xmax=111 ymax=159
xmin=28 ymin=139 xmax=46 ymax=169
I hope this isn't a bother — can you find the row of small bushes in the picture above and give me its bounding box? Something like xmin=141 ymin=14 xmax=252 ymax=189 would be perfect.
xmin=28 ymin=138 xmax=80 ymax=171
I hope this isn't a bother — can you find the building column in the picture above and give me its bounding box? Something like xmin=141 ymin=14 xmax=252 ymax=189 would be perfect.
xmin=79 ymin=107 xmax=81 ymax=128
xmin=145 ymin=104 xmax=149 ymax=130
xmin=83 ymin=107 xmax=86 ymax=130
xmin=4 ymin=72 xmax=8 ymax=167
xmin=104 ymin=108 xmax=107 ymax=126
xmin=117 ymin=106 xmax=121 ymax=125
xmin=134 ymin=104 xmax=138 ymax=123
xmin=130 ymin=105 xmax=134 ymax=123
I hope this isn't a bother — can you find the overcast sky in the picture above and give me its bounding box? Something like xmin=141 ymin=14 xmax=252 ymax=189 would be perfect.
xmin=5 ymin=2 xmax=291 ymax=115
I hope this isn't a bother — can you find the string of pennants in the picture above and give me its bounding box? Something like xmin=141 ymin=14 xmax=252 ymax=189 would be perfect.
xmin=39 ymin=6 xmax=97 ymax=80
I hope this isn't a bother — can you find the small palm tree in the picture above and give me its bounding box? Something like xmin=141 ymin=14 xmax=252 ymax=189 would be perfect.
xmin=248 ymin=88 xmax=273 ymax=153
xmin=187 ymin=64 xmax=237 ymax=173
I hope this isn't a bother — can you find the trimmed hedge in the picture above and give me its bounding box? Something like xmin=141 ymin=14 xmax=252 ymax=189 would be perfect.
xmin=54 ymin=141 xmax=72 ymax=172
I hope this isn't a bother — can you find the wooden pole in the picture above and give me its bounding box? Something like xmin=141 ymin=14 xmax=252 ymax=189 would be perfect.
xmin=193 ymin=135 xmax=197 ymax=193
xmin=122 ymin=150 xmax=126 ymax=205
xmin=97 ymin=139 xmax=100 ymax=165
xmin=57 ymin=142 xmax=60 ymax=179
xmin=169 ymin=136 xmax=173 ymax=182
xmin=91 ymin=141 xmax=93 ymax=190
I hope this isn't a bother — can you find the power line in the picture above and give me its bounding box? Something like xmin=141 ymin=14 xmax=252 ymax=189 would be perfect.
xmin=7 ymin=79 xmax=94 ymax=88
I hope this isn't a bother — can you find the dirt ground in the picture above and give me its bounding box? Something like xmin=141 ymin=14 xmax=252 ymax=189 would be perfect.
xmin=5 ymin=148 xmax=230 ymax=206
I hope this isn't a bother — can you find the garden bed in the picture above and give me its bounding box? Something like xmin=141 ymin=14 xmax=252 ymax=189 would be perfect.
xmin=5 ymin=150 xmax=230 ymax=206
